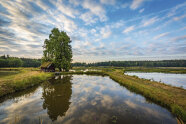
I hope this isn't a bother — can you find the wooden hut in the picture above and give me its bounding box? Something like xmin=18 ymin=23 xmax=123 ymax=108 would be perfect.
xmin=41 ymin=62 xmax=55 ymax=72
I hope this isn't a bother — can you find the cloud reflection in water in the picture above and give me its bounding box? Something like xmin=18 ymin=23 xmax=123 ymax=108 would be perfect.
xmin=0 ymin=75 xmax=177 ymax=124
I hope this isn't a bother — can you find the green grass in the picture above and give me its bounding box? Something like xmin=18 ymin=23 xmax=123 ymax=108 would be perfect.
xmin=0 ymin=71 xmax=19 ymax=78
xmin=64 ymin=68 xmax=186 ymax=122
xmin=124 ymin=67 xmax=186 ymax=74
xmin=73 ymin=66 xmax=186 ymax=74
xmin=106 ymin=69 xmax=186 ymax=122
xmin=0 ymin=68 xmax=53 ymax=97
xmin=0 ymin=67 xmax=186 ymax=122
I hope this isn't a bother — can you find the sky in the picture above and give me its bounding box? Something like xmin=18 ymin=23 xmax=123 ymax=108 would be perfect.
xmin=0 ymin=0 xmax=186 ymax=62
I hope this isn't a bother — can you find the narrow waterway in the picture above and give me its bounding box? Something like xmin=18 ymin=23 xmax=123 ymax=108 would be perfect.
xmin=125 ymin=72 xmax=186 ymax=89
xmin=0 ymin=75 xmax=177 ymax=124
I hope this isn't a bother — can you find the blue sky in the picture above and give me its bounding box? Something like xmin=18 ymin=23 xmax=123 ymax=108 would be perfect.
xmin=0 ymin=0 xmax=186 ymax=62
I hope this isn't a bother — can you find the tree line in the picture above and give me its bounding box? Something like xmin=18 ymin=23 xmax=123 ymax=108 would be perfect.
xmin=0 ymin=55 xmax=41 ymax=67
xmin=1 ymin=55 xmax=186 ymax=68
xmin=72 ymin=60 xmax=186 ymax=67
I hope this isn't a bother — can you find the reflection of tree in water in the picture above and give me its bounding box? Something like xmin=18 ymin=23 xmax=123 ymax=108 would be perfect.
xmin=42 ymin=75 xmax=72 ymax=121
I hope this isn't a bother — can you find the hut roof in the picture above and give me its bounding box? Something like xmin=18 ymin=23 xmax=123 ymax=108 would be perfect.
xmin=41 ymin=62 xmax=53 ymax=68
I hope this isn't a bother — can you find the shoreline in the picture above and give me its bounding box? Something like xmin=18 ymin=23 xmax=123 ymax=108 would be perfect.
xmin=0 ymin=70 xmax=53 ymax=97
xmin=60 ymin=69 xmax=186 ymax=122
xmin=106 ymin=70 xmax=186 ymax=122
xmin=0 ymin=69 xmax=185 ymax=122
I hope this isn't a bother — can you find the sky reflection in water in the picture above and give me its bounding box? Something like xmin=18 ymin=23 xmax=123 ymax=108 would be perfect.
xmin=126 ymin=72 xmax=186 ymax=89
xmin=0 ymin=75 xmax=177 ymax=124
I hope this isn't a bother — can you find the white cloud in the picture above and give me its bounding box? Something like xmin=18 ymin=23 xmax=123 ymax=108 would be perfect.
xmin=90 ymin=29 xmax=96 ymax=34
xmin=110 ymin=20 xmax=124 ymax=28
xmin=122 ymin=26 xmax=135 ymax=33
xmin=48 ymin=11 xmax=77 ymax=33
xmin=54 ymin=0 xmax=79 ymax=18
xmin=69 ymin=0 xmax=81 ymax=6
xmin=130 ymin=0 xmax=145 ymax=10
xmin=1 ymin=0 xmax=186 ymax=61
xmin=142 ymin=17 xmax=159 ymax=27
xmin=0 ymin=0 xmax=79 ymax=59
xmin=173 ymin=14 xmax=186 ymax=21
xmin=83 ymin=41 xmax=91 ymax=46
xmin=77 ymin=28 xmax=89 ymax=40
xmin=121 ymin=3 xmax=129 ymax=8
xmin=100 ymin=0 xmax=115 ymax=5
xmin=171 ymin=35 xmax=186 ymax=42
xmin=82 ymin=0 xmax=107 ymax=22
xmin=35 ymin=0 xmax=54 ymax=11
xmin=80 ymin=12 xmax=98 ymax=25
xmin=139 ymin=8 xmax=144 ymax=13
xmin=167 ymin=2 xmax=186 ymax=17
xmin=100 ymin=26 xmax=112 ymax=38
xmin=0 ymin=1 xmax=45 ymax=45
xmin=153 ymin=32 xmax=169 ymax=40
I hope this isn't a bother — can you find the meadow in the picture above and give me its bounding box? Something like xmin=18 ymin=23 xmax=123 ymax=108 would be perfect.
xmin=0 ymin=68 xmax=53 ymax=97
xmin=0 ymin=67 xmax=185 ymax=123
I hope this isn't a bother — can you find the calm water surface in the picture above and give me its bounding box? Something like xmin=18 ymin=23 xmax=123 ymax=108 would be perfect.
xmin=0 ymin=75 xmax=177 ymax=124
xmin=126 ymin=72 xmax=186 ymax=89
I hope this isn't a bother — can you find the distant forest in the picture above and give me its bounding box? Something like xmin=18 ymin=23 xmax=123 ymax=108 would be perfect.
xmin=73 ymin=60 xmax=186 ymax=67
xmin=0 ymin=55 xmax=41 ymax=67
xmin=0 ymin=55 xmax=186 ymax=67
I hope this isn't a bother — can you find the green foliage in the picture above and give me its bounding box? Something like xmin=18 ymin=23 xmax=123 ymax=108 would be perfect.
xmin=21 ymin=58 xmax=41 ymax=67
xmin=171 ymin=104 xmax=186 ymax=122
xmin=42 ymin=28 xmax=72 ymax=71
xmin=72 ymin=60 xmax=186 ymax=67
xmin=0 ymin=55 xmax=41 ymax=67
xmin=0 ymin=55 xmax=23 ymax=67
xmin=72 ymin=62 xmax=86 ymax=66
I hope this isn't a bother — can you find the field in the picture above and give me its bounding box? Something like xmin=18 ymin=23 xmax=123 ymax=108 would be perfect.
xmin=0 ymin=68 xmax=53 ymax=97
xmin=0 ymin=67 xmax=186 ymax=122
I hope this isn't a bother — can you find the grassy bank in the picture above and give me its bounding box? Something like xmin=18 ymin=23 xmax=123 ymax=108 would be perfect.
xmin=72 ymin=66 xmax=186 ymax=74
xmin=106 ymin=69 xmax=186 ymax=122
xmin=124 ymin=67 xmax=186 ymax=74
xmin=0 ymin=67 xmax=185 ymax=122
xmin=61 ymin=69 xmax=186 ymax=122
xmin=0 ymin=68 xmax=53 ymax=97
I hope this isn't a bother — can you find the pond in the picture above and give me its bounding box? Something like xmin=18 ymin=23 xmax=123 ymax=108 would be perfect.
xmin=125 ymin=72 xmax=186 ymax=89
xmin=0 ymin=75 xmax=177 ymax=124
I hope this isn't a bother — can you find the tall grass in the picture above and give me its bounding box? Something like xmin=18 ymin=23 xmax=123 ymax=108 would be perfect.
xmin=66 ymin=69 xmax=186 ymax=122
xmin=105 ymin=69 xmax=186 ymax=122
xmin=0 ymin=70 xmax=53 ymax=97
xmin=1 ymin=67 xmax=186 ymax=122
